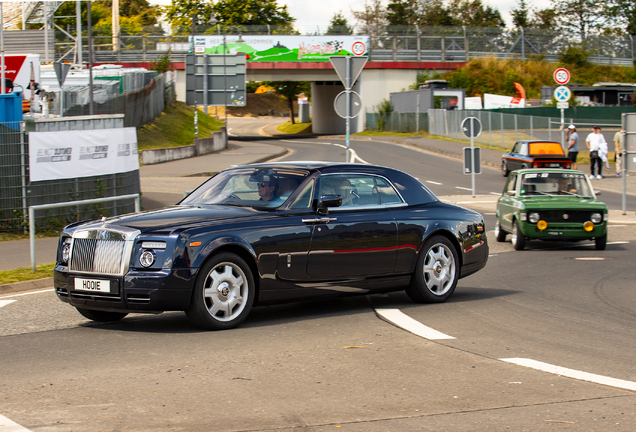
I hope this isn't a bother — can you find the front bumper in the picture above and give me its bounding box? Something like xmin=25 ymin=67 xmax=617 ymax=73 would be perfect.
xmin=519 ymin=221 xmax=607 ymax=241
xmin=54 ymin=266 xmax=198 ymax=313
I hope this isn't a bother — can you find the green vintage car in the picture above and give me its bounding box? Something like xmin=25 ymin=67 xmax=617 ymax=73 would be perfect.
xmin=495 ymin=169 xmax=608 ymax=250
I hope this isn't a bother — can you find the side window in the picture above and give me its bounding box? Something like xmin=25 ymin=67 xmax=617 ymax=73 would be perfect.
xmin=511 ymin=142 xmax=520 ymax=153
xmin=375 ymin=177 xmax=402 ymax=204
xmin=519 ymin=142 xmax=529 ymax=155
xmin=289 ymin=179 xmax=314 ymax=209
xmin=319 ymin=174 xmax=402 ymax=208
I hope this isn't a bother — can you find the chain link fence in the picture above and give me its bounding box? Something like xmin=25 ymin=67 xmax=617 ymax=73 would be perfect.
xmin=47 ymin=25 xmax=636 ymax=66
xmin=427 ymin=109 xmax=621 ymax=150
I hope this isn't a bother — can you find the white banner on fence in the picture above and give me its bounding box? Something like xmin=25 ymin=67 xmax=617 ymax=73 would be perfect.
xmin=29 ymin=128 xmax=139 ymax=182
xmin=484 ymin=94 xmax=526 ymax=109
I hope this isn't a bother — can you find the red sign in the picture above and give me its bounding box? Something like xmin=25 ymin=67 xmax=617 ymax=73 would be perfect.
xmin=351 ymin=41 xmax=366 ymax=56
xmin=553 ymin=68 xmax=570 ymax=85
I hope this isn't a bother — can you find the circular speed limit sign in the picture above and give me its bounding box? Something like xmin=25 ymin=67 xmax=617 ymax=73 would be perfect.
xmin=351 ymin=41 xmax=366 ymax=56
xmin=553 ymin=68 xmax=570 ymax=85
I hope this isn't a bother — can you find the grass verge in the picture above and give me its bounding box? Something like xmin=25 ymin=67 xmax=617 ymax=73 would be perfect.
xmin=137 ymin=101 xmax=225 ymax=150
xmin=0 ymin=263 xmax=55 ymax=285
xmin=276 ymin=121 xmax=312 ymax=134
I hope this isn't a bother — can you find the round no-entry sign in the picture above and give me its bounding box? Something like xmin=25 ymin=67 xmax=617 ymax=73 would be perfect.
xmin=554 ymin=68 xmax=570 ymax=85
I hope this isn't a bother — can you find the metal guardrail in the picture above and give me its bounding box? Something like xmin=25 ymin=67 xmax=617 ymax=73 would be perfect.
xmin=28 ymin=194 xmax=140 ymax=271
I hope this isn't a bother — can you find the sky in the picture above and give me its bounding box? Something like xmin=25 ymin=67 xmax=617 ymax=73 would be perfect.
xmin=149 ymin=0 xmax=554 ymax=32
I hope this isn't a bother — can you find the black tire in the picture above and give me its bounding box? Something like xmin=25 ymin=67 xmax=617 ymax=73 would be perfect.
xmin=495 ymin=218 xmax=507 ymax=242
xmin=595 ymin=232 xmax=607 ymax=250
xmin=502 ymin=160 xmax=509 ymax=177
xmin=511 ymin=220 xmax=526 ymax=251
xmin=406 ymin=236 xmax=460 ymax=303
xmin=76 ymin=308 xmax=128 ymax=322
xmin=186 ymin=252 xmax=255 ymax=330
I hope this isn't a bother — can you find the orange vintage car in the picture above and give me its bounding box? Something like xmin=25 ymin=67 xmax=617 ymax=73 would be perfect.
xmin=501 ymin=140 xmax=571 ymax=176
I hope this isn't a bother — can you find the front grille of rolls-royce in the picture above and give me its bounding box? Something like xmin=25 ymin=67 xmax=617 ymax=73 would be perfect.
xmin=70 ymin=238 xmax=126 ymax=275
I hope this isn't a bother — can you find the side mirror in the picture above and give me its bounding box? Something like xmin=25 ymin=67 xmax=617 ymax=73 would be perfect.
xmin=506 ymin=190 xmax=515 ymax=196
xmin=595 ymin=190 xmax=601 ymax=196
xmin=316 ymin=195 xmax=342 ymax=214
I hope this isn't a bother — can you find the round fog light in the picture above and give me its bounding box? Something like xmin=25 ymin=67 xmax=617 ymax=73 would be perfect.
xmin=139 ymin=250 xmax=155 ymax=267
xmin=537 ymin=220 xmax=548 ymax=230
xmin=583 ymin=221 xmax=595 ymax=232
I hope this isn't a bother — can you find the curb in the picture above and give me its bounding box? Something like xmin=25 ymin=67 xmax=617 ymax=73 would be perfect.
xmin=0 ymin=277 xmax=54 ymax=296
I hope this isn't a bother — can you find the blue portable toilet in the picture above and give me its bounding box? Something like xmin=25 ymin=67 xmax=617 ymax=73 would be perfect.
xmin=0 ymin=91 xmax=24 ymax=126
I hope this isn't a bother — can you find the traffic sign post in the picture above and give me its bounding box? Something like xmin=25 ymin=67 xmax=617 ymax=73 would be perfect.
xmin=330 ymin=56 xmax=368 ymax=162
xmin=553 ymin=84 xmax=571 ymax=150
xmin=461 ymin=117 xmax=482 ymax=197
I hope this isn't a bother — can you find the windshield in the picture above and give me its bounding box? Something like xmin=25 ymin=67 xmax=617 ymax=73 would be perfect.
xmin=520 ymin=172 xmax=593 ymax=197
xmin=179 ymin=167 xmax=310 ymax=209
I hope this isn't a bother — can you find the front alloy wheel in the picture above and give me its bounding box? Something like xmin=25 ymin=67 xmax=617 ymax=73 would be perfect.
xmin=495 ymin=219 xmax=507 ymax=242
xmin=406 ymin=236 xmax=459 ymax=303
xmin=186 ymin=253 xmax=255 ymax=330
xmin=511 ymin=220 xmax=526 ymax=250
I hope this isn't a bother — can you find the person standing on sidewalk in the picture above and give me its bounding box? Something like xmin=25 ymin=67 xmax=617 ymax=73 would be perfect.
xmin=614 ymin=128 xmax=624 ymax=177
xmin=566 ymin=125 xmax=579 ymax=170
xmin=586 ymin=125 xmax=607 ymax=179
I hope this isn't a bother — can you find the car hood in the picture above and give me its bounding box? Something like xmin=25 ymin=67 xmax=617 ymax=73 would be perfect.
xmin=76 ymin=205 xmax=269 ymax=232
xmin=517 ymin=196 xmax=607 ymax=210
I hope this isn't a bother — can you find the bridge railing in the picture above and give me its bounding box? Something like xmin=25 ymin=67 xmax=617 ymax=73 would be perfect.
xmin=51 ymin=25 xmax=635 ymax=66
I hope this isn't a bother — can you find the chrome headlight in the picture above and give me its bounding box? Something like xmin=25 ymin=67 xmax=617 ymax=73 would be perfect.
xmin=591 ymin=213 xmax=602 ymax=223
xmin=139 ymin=250 xmax=156 ymax=268
xmin=528 ymin=212 xmax=540 ymax=223
xmin=61 ymin=238 xmax=72 ymax=264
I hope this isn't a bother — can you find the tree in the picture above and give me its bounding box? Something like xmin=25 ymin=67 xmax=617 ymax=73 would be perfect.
xmin=325 ymin=11 xmax=353 ymax=35
xmin=447 ymin=0 xmax=505 ymax=28
xmin=211 ymin=0 xmax=295 ymax=27
xmin=263 ymin=81 xmax=310 ymax=124
xmin=553 ymin=0 xmax=607 ymax=40
xmin=607 ymin=0 xmax=636 ymax=35
xmin=530 ymin=8 xmax=558 ymax=30
xmin=352 ymin=0 xmax=388 ymax=37
xmin=386 ymin=0 xmax=420 ymax=26
xmin=419 ymin=0 xmax=455 ymax=26
xmin=162 ymin=0 xmax=214 ymax=34
xmin=510 ymin=0 xmax=532 ymax=29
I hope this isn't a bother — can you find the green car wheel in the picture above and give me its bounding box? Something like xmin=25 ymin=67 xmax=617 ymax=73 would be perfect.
xmin=511 ymin=220 xmax=526 ymax=251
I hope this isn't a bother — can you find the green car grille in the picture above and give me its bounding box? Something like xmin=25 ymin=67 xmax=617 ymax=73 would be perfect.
xmin=534 ymin=211 xmax=595 ymax=223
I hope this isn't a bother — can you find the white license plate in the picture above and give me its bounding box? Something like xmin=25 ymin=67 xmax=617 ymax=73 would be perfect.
xmin=549 ymin=163 xmax=561 ymax=167
xmin=74 ymin=278 xmax=111 ymax=293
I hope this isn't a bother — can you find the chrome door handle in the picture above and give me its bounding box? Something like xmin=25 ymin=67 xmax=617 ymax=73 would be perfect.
xmin=302 ymin=217 xmax=337 ymax=224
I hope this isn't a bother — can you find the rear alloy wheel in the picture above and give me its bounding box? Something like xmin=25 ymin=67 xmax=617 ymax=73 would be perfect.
xmin=595 ymin=232 xmax=607 ymax=250
xmin=186 ymin=252 xmax=254 ymax=330
xmin=495 ymin=218 xmax=507 ymax=242
xmin=511 ymin=220 xmax=526 ymax=250
xmin=76 ymin=308 xmax=128 ymax=322
xmin=406 ymin=236 xmax=459 ymax=303
xmin=502 ymin=160 xmax=509 ymax=177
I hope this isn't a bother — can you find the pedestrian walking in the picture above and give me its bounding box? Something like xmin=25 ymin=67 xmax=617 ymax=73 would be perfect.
xmin=566 ymin=124 xmax=579 ymax=170
xmin=614 ymin=128 xmax=624 ymax=177
xmin=586 ymin=125 xmax=607 ymax=179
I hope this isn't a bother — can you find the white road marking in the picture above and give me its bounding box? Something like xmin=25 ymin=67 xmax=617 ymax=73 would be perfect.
xmin=501 ymin=358 xmax=636 ymax=391
xmin=490 ymin=192 xmax=501 ymax=195
xmin=0 ymin=414 xmax=32 ymax=431
xmin=427 ymin=180 xmax=442 ymax=185
xmin=455 ymin=186 xmax=472 ymax=191
xmin=0 ymin=300 xmax=17 ymax=308
xmin=0 ymin=289 xmax=54 ymax=299
xmin=607 ymin=241 xmax=629 ymax=244
xmin=375 ymin=308 xmax=455 ymax=340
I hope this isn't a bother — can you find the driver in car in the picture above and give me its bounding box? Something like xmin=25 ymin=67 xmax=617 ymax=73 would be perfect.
xmin=558 ymin=177 xmax=577 ymax=194
xmin=257 ymin=179 xmax=280 ymax=202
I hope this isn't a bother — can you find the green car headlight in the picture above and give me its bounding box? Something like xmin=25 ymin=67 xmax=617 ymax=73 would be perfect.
xmin=590 ymin=213 xmax=602 ymax=223
xmin=528 ymin=212 xmax=540 ymax=223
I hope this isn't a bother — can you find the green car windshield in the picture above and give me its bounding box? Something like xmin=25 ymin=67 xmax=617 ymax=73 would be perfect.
xmin=520 ymin=172 xmax=593 ymax=197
